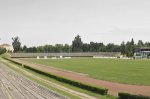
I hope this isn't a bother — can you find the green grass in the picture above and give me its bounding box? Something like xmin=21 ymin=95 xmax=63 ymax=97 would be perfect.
xmin=25 ymin=57 xmax=150 ymax=85
xmin=2 ymin=58 xmax=115 ymax=99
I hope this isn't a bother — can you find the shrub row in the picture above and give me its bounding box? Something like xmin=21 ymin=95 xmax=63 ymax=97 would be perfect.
xmin=118 ymin=92 xmax=150 ymax=99
xmin=3 ymin=57 xmax=108 ymax=95
xmin=3 ymin=57 xmax=22 ymax=65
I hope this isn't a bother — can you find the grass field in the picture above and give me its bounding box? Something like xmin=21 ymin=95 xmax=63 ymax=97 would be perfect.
xmin=25 ymin=57 xmax=150 ymax=86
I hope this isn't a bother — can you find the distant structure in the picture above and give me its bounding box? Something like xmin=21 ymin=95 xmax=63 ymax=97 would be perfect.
xmin=0 ymin=44 xmax=14 ymax=53
xmin=134 ymin=47 xmax=150 ymax=59
xmin=11 ymin=52 xmax=121 ymax=58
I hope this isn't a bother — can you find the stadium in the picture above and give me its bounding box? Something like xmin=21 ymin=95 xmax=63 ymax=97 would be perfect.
xmin=1 ymin=0 xmax=150 ymax=99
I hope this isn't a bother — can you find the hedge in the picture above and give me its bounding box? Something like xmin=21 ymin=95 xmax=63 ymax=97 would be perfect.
xmin=3 ymin=57 xmax=22 ymax=65
xmin=118 ymin=92 xmax=150 ymax=99
xmin=2 ymin=57 xmax=108 ymax=95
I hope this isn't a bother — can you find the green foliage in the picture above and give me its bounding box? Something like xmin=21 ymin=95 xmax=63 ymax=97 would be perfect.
xmin=89 ymin=42 xmax=104 ymax=52
xmin=131 ymin=38 xmax=134 ymax=45
xmin=20 ymin=44 xmax=71 ymax=53
xmin=126 ymin=41 xmax=133 ymax=57
xmin=82 ymin=43 xmax=90 ymax=52
xmin=106 ymin=43 xmax=121 ymax=52
xmin=125 ymin=38 xmax=135 ymax=57
xmin=118 ymin=92 xmax=150 ymax=99
xmin=145 ymin=42 xmax=150 ymax=47
xmin=120 ymin=41 xmax=126 ymax=55
xmin=12 ymin=36 xmax=21 ymax=52
xmin=21 ymin=45 xmax=27 ymax=52
xmin=72 ymin=35 xmax=83 ymax=52
xmin=137 ymin=40 xmax=144 ymax=47
xmin=0 ymin=48 xmax=6 ymax=55
xmin=16 ymin=35 xmax=150 ymax=58
xmin=63 ymin=44 xmax=71 ymax=52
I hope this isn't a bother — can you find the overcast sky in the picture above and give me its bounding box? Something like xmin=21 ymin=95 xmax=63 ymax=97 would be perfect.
xmin=0 ymin=0 xmax=150 ymax=47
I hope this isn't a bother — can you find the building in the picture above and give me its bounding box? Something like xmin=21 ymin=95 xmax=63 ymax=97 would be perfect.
xmin=134 ymin=47 xmax=150 ymax=59
xmin=0 ymin=44 xmax=14 ymax=52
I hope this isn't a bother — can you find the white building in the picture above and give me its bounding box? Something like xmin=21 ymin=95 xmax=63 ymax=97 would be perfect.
xmin=134 ymin=47 xmax=150 ymax=59
xmin=0 ymin=44 xmax=14 ymax=53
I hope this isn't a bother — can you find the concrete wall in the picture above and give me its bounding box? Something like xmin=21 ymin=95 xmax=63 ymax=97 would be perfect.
xmin=11 ymin=52 xmax=121 ymax=58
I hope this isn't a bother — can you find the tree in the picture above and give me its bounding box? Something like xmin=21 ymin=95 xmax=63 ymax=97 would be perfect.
xmin=37 ymin=46 xmax=44 ymax=52
xmin=89 ymin=42 xmax=103 ymax=52
xmin=126 ymin=38 xmax=135 ymax=57
xmin=99 ymin=45 xmax=106 ymax=52
xmin=89 ymin=42 xmax=95 ymax=52
xmin=0 ymin=48 xmax=6 ymax=55
xmin=43 ymin=45 xmax=49 ymax=53
xmin=137 ymin=40 xmax=144 ymax=47
xmin=121 ymin=41 xmax=126 ymax=55
xmin=106 ymin=43 xmax=121 ymax=52
xmin=72 ymin=35 xmax=83 ymax=52
xmin=126 ymin=41 xmax=132 ymax=57
xmin=145 ymin=42 xmax=150 ymax=47
xmin=131 ymin=38 xmax=135 ymax=56
xmin=131 ymin=38 xmax=134 ymax=45
xmin=22 ymin=45 xmax=27 ymax=52
xmin=12 ymin=36 xmax=21 ymax=52
xmin=82 ymin=43 xmax=90 ymax=52
xmin=32 ymin=47 xmax=37 ymax=53
xmin=63 ymin=44 xmax=71 ymax=52
xmin=55 ymin=44 xmax=64 ymax=52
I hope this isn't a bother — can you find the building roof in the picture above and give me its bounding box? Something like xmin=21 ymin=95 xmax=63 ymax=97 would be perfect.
xmin=0 ymin=44 xmax=11 ymax=47
xmin=134 ymin=47 xmax=150 ymax=52
xmin=140 ymin=47 xmax=150 ymax=50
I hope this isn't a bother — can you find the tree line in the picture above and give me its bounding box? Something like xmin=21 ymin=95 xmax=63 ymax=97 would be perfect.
xmin=12 ymin=35 xmax=150 ymax=57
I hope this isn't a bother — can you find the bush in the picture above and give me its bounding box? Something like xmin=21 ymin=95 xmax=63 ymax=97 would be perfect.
xmin=3 ymin=57 xmax=22 ymax=65
xmin=3 ymin=57 xmax=108 ymax=95
xmin=118 ymin=92 xmax=150 ymax=99
xmin=0 ymin=48 xmax=6 ymax=55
